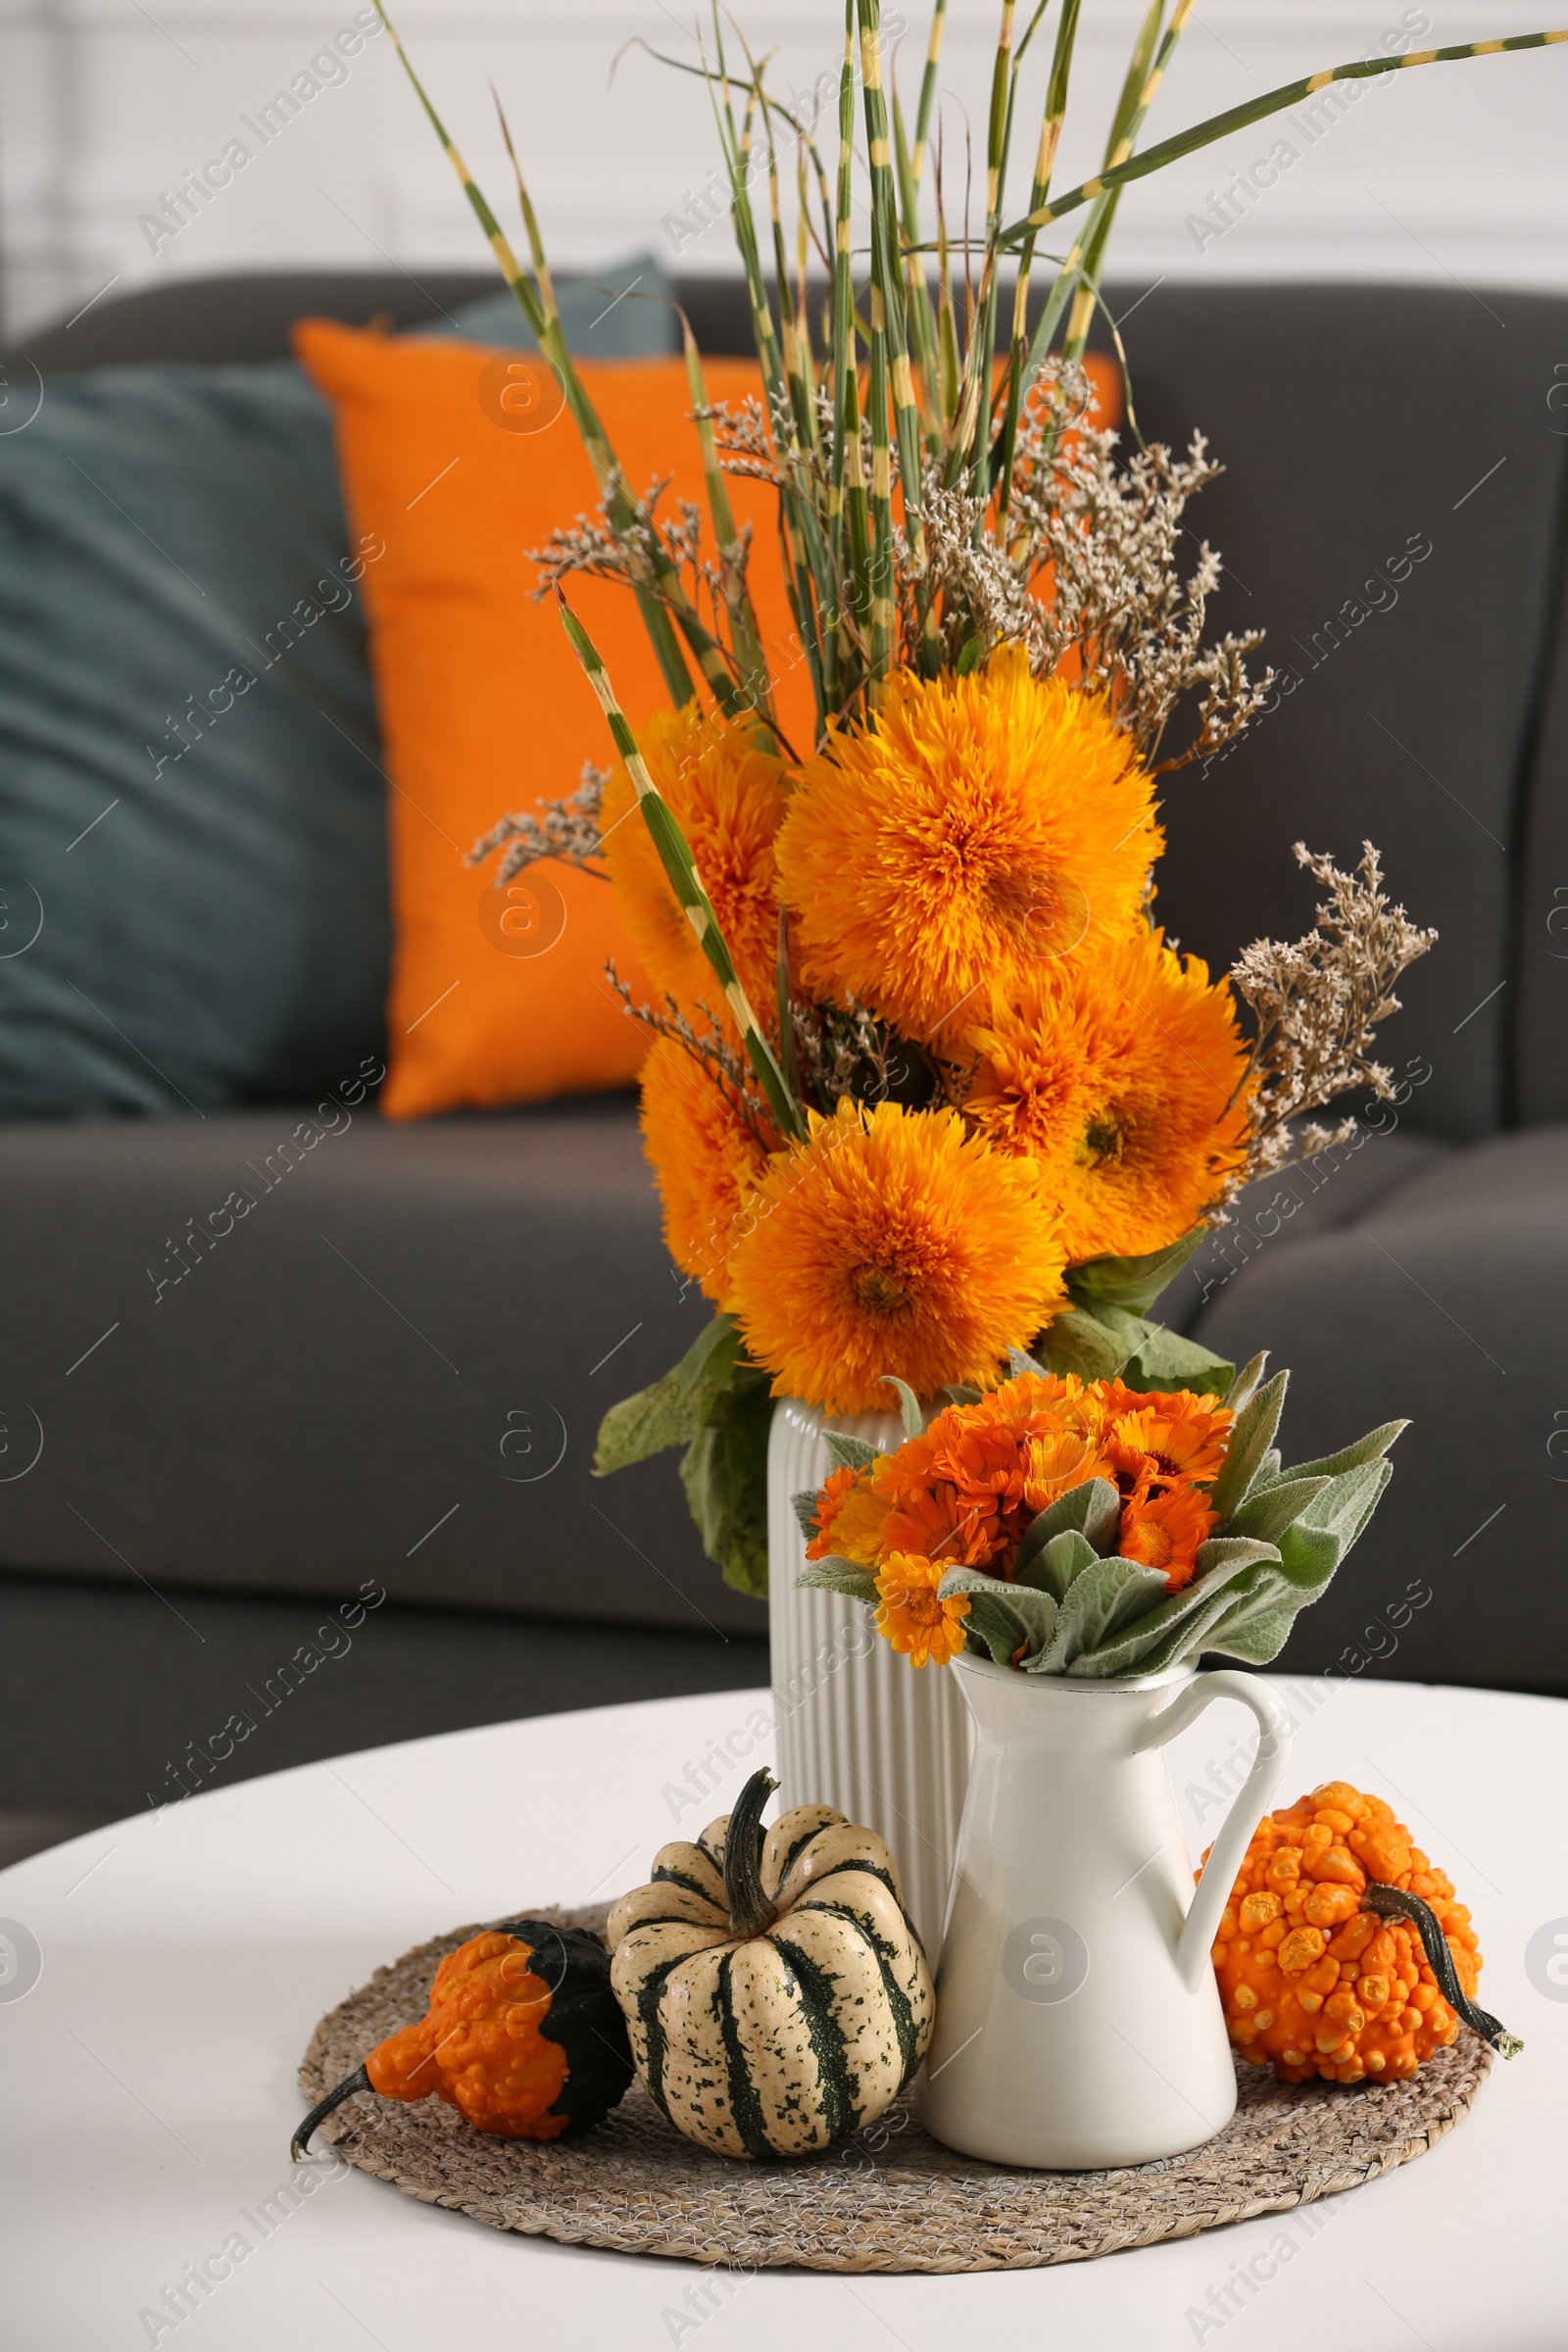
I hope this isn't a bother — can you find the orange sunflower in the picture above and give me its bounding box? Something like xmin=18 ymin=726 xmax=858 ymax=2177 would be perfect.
xmin=1117 ymin=1482 xmax=1217 ymax=1592
xmin=773 ymin=644 xmax=1161 ymax=1044
xmin=600 ymin=700 xmax=789 ymax=1023
xmin=725 ymin=1101 xmax=1067 ymax=1414
xmin=637 ymin=1036 xmax=771 ymax=1303
xmin=966 ymin=924 xmax=1253 ymax=1261
xmin=874 ymin=1551 xmax=971 ymax=1668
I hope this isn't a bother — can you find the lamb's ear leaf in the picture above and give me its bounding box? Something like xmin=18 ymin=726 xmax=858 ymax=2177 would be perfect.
xmin=940 ymin=1570 xmax=1058 ymax=1659
xmin=880 ymin=1375 xmax=924 ymax=1441
xmin=1195 ymin=1528 xmax=1346 ymax=1666
xmin=1035 ymin=1557 xmax=1170 ymax=1673
xmin=1062 ymin=1539 xmax=1280 ymax=1678
xmin=1006 ymin=1347 xmax=1047 ymax=1379
xmin=1038 ymin=1304 xmax=1148 ymax=1384
xmin=1225 ymin=1474 xmax=1332 ymax=1545
xmin=1013 ymin=1478 xmax=1122 ymax=1580
xmin=1286 ymin=1420 xmax=1409 ymax=1483
xmin=1200 ymin=1601 xmax=1298 ymax=1667
xmin=792 ymin=1489 xmax=822 ymax=1542
xmin=796 ymin=1559 xmax=879 ymax=1604
xmin=940 ymin=1384 xmax=983 ymax=1406
xmin=1225 ymin=1350 xmax=1270 ymax=1414
xmin=823 ymin=1431 xmax=882 ymax=1473
xmin=594 ymin=1310 xmax=754 ymax=1474
xmin=1209 ymin=1368 xmax=1290 ymax=1523
xmin=960 ymin=1590 xmax=1032 ymax=1665
xmin=1119 ymin=1324 xmax=1235 ymax=1400
xmin=1297 ymin=1457 xmax=1392 ymax=1556
xmin=1016 ymin=1526 xmax=1099 ymax=1602
xmin=1064 ymin=1229 xmax=1209 ymax=1317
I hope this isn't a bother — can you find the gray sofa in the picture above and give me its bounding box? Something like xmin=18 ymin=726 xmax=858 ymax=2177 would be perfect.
xmin=1 ymin=269 xmax=1564 ymax=1857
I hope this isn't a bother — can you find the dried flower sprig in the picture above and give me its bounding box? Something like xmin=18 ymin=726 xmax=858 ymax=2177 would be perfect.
xmin=1228 ymin=842 xmax=1438 ymax=1189
xmin=607 ymin=964 xmax=777 ymax=1152
xmin=467 ymin=762 xmax=608 ymax=883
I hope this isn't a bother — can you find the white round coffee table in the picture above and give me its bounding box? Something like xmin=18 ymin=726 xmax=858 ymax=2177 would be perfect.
xmin=2 ymin=1675 xmax=1563 ymax=2349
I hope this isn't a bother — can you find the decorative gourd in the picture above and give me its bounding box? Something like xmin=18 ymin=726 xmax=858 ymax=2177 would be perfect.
xmin=1208 ymin=1781 xmax=1520 ymax=2083
xmin=607 ymin=1768 xmax=935 ymax=2158
xmin=291 ymin=1919 xmax=633 ymax=2159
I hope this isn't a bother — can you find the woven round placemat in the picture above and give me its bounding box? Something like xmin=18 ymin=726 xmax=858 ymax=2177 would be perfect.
xmin=297 ymin=1905 xmax=1492 ymax=2275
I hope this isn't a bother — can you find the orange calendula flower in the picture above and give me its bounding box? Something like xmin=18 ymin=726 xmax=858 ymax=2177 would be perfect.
xmin=966 ymin=926 xmax=1253 ymax=1262
xmin=874 ymin=1551 xmax=971 ymax=1668
xmin=1107 ymin=1392 xmax=1234 ymax=1491
xmin=807 ymin=1465 xmax=887 ymax=1566
xmin=638 ymin=1035 xmax=771 ymax=1303
xmin=774 ymin=645 xmax=1161 ymax=1044
xmin=601 ymin=701 xmax=789 ymax=1025
xmin=1117 ymin=1482 xmax=1217 ymax=1592
xmin=726 ymin=1102 xmax=1067 ymax=1415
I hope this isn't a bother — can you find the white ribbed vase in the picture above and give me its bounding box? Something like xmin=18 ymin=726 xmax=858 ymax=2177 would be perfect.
xmin=765 ymin=1396 xmax=972 ymax=1956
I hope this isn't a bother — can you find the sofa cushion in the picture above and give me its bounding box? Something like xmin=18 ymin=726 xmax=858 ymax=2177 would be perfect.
xmin=0 ymin=1097 xmax=762 ymax=1635
xmin=1191 ymin=1127 xmax=1568 ymax=1693
xmin=0 ymin=1571 xmax=767 ymax=1832
xmin=0 ymin=266 xmax=672 ymax=1124
xmin=1113 ymin=283 xmax=1568 ymax=1145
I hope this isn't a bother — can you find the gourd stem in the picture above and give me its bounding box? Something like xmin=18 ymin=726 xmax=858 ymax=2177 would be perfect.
xmin=290 ymin=2062 xmax=370 ymax=2162
xmin=723 ymin=1767 xmax=778 ymax=1941
xmin=1362 ymin=1883 xmax=1524 ymax=2060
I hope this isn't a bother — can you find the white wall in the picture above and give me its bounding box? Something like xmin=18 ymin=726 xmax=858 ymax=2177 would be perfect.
xmin=1 ymin=0 xmax=1565 ymax=341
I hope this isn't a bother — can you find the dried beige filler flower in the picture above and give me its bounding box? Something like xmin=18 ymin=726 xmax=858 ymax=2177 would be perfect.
xmin=1227 ymin=841 xmax=1438 ymax=1193
xmin=468 ymin=761 xmax=609 ymax=883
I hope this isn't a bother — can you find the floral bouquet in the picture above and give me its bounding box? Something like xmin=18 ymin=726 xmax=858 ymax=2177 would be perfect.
xmin=377 ymin=1 xmax=1551 ymax=1642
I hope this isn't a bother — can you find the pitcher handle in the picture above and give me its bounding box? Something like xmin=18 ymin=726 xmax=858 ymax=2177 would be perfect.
xmin=1136 ymin=1670 xmax=1292 ymax=1990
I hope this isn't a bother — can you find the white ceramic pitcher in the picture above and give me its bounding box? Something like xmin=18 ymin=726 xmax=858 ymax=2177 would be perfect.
xmin=922 ymin=1650 xmax=1291 ymax=2170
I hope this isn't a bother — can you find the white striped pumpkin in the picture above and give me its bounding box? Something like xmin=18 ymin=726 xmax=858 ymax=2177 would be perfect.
xmin=606 ymin=1769 xmax=935 ymax=2159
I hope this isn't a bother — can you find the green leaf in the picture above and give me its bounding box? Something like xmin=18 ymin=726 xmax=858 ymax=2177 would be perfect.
xmin=1038 ymin=1304 xmax=1147 ymax=1384
xmin=1287 ymin=1420 xmax=1409 ymax=1482
xmin=1225 ymin=1474 xmax=1332 ymax=1546
xmin=679 ymin=1379 xmax=773 ymax=1596
xmin=823 ymin=1431 xmax=883 ymax=1474
xmin=1006 ymin=1347 xmax=1047 ymax=1379
xmin=1275 ymin=1518 xmax=1345 ymax=1595
xmin=1209 ymin=1368 xmax=1289 ymax=1524
xmin=881 ymin=1376 xmax=923 ymax=1441
xmin=940 ymin=1384 xmax=984 ymax=1406
xmin=1034 ymin=1557 xmax=1169 ymax=1673
xmin=939 ymin=1566 xmax=1057 ymax=1658
xmin=1225 ymin=1350 xmax=1270 ymax=1413
xmin=962 ymin=1590 xmax=1032 ymax=1665
xmin=797 ymin=1559 xmax=879 ymax=1604
xmin=1202 ymin=1601 xmax=1298 ymax=1667
xmin=594 ymin=1311 xmax=757 ymax=1475
xmin=1063 ymin=1539 xmax=1280 ymax=1679
xmin=1013 ymin=1478 xmax=1122 ymax=1581
xmin=1296 ymin=1457 xmax=1392 ymax=1555
xmin=1119 ymin=1323 xmax=1235 ymax=1399
xmin=1018 ymin=1526 xmax=1099 ymax=1603
xmin=1064 ymin=1229 xmax=1209 ymax=1318
xmin=792 ymin=1488 xmax=821 ymax=1542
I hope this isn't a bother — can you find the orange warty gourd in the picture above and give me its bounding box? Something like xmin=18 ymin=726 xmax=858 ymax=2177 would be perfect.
xmin=1206 ymin=1781 xmax=1481 ymax=2085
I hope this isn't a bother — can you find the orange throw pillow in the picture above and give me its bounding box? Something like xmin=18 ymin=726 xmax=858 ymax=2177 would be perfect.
xmin=295 ymin=325 xmax=810 ymax=1119
xmin=295 ymin=320 xmax=1121 ymax=1120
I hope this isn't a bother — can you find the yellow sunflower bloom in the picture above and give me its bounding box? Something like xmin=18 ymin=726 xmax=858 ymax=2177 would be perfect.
xmin=601 ymin=700 xmax=789 ymax=1025
xmin=966 ymin=925 xmax=1253 ymax=1262
xmin=773 ymin=644 xmax=1161 ymax=1043
xmin=638 ymin=1035 xmax=771 ymax=1303
xmin=726 ymin=1101 xmax=1067 ymax=1414
xmin=874 ymin=1551 xmax=971 ymax=1668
